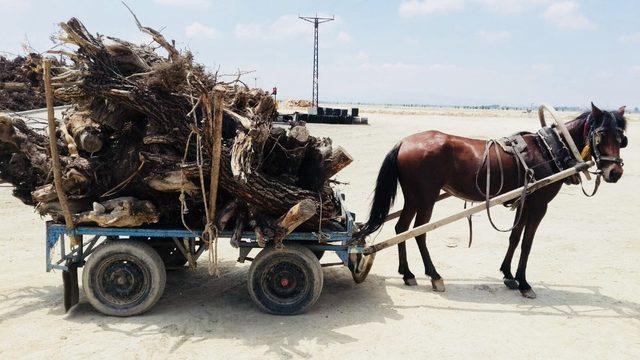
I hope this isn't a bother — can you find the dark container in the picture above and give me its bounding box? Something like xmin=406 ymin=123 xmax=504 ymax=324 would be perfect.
xmin=351 ymin=108 xmax=359 ymax=117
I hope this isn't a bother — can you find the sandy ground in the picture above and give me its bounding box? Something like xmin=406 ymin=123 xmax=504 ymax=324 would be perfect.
xmin=1 ymin=106 xmax=639 ymax=359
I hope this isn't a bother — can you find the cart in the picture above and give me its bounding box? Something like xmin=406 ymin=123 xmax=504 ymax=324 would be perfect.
xmin=46 ymin=191 xmax=371 ymax=316
xmin=45 ymin=105 xmax=590 ymax=316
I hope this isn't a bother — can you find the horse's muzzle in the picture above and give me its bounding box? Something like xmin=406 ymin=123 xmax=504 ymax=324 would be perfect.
xmin=603 ymin=166 xmax=623 ymax=183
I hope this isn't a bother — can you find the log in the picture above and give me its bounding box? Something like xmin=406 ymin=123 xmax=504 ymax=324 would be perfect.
xmin=145 ymin=171 xmax=197 ymax=194
xmin=65 ymin=108 xmax=104 ymax=153
xmin=273 ymin=199 xmax=316 ymax=247
xmin=288 ymin=125 xmax=309 ymax=143
xmin=323 ymin=146 xmax=353 ymax=181
xmin=0 ymin=82 xmax=29 ymax=91
xmin=74 ymin=197 xmax=159 ymax=227
xmin=216 ymin=148 xmax=340 ymax=230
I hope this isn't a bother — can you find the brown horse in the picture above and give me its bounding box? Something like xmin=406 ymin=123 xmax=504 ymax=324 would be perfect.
xmin=353 ymin=103 xmax=627 ymax=298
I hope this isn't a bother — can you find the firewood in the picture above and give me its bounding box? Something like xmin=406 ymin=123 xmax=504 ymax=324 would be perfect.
xmin=0 ymin=15 xmax=347 ymax=237
xmin=145 ymin=171 xmax=198 ymax=194
xmin=272 ymin=199 xmax=316 ymax=248
xmin=323 ymin=146 xmax=353 ymax=181
xmin=65 ymin=108 xmax=104 ymax=153
xmin=74 ymin=197 xmax=159 ymax=227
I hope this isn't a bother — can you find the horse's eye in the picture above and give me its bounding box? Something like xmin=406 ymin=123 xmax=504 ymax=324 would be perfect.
xmin=620 ymin=135 xmax=628 ymax=148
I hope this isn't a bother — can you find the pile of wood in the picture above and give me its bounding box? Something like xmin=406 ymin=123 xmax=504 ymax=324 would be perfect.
xmin=0 ymin=54 xmax=67 ymax=111
xmin=284 ymin=99 xmax=314 ymax=108
xmin=0 ymin=16 xmax=352 ymax=247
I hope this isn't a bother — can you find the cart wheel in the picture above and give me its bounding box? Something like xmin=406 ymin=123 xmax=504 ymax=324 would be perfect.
xmin=247 ymin=245 xmax=323 ymax=315
xmin=348 ymin=252 xmax=376 ymax=284
xmin=82 ymin=240 xmax=166 ymax=317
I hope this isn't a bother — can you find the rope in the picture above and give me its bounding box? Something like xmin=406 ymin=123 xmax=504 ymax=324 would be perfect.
xmin=179 ymin=125 xmax=221 ymax=276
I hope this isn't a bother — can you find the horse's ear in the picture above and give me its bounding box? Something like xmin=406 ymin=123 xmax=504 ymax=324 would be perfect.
xmin=591 ymin=102 xmax=603 ymax=117
xmin=591 ymin=102 xmax=603 ymax=124
xmin=618 ymin=106 xmax=626 ymax=116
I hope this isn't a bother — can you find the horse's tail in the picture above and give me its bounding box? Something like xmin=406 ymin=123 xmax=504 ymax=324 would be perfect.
xmin=352 ymin=143 xmax=401 ymax=241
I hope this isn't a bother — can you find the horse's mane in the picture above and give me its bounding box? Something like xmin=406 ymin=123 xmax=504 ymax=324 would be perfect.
xmin=574 ymin=110 xmax=627 ymax=130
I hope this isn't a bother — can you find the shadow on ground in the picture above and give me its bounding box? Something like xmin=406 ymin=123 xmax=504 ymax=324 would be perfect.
xmin=386 ymin=276 xmax=640 ymax=320
xmin=1 ymin=264 xmax=639 ymax=357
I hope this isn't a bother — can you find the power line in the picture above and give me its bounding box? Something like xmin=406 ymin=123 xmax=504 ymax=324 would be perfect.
xmin=299 ymin=14 xmax=334 ymax=107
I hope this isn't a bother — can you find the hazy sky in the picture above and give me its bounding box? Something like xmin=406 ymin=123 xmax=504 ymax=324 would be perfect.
xmin=1 ymin=0 xmax=638 ymax=108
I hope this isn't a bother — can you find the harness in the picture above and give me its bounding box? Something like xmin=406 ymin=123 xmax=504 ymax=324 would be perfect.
xmin=584 ymin=113 xmax=626 ymax=167
xmin=473 ymin=113 xmax=627 ymax=242
xmin=536 ymin=126 xmax=577 ymax=172
xmin=474 ymin=134 xmax=535 ymax=238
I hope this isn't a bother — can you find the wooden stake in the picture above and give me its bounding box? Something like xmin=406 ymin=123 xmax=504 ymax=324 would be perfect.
xmin=208 ymin=91 xmax=224 ymax=221
xmin=44 ymin=59 xmax=79 ymax=246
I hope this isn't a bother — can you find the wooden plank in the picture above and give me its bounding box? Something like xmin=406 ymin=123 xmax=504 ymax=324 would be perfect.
xmin=384 ymin=192 xmax=452 ymax=222
xmin=364 ymin=161 xmax=594 ymax=255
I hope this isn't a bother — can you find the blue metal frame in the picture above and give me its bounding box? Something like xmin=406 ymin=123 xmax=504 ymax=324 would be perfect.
xmin=46 ymin=191 xmax=363 ymax=272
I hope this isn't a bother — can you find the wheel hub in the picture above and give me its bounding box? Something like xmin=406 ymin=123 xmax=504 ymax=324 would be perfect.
xmin=265 ymin=262 xmax=305 ymax=300
xmin=97 ymin=257 xmax=150 ymax=306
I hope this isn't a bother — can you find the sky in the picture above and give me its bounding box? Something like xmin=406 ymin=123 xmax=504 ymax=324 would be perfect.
xmin=0 ymin=0 xmax=638 ymax=108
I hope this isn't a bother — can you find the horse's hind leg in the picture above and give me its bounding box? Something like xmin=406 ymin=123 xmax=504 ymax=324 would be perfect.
xmin=500 ymin=205 xmax=527 ymax=290
xmin=395 ymin=204 xmax=417 ymax=285
xmin=414 ymin=195 xmax=444 ymax=292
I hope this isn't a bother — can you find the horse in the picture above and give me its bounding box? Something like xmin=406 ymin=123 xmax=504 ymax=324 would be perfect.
xmin=353 ymin=103 xmax=628 ymax=299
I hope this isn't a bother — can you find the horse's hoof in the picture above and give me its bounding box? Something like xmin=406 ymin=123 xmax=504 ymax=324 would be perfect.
xmin=503 ymin=278 xmax=519 ymax=290
xmin=520 ymin=288 xmax=537 ymax=299
xmin=431 ymin=278 xmax=445 ymax=292
xmin=404 ymin=277 xmax=418 ymax=286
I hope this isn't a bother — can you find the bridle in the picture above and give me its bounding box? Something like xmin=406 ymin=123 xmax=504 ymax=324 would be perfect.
xmin=583 ymin=113 xmax=627 ymax=169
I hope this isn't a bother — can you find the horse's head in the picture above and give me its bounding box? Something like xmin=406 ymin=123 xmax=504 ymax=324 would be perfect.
xmin=586 ymin=103 xmax=628 ymax=183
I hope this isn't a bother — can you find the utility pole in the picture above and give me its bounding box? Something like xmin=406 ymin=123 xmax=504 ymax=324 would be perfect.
xmin=299 ymin=14 xmax=334 ymax=107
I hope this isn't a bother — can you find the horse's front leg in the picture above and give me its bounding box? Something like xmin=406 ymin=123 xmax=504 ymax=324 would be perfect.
xmin=500 ymin=205 xmax=527 ymax=290
xmin=515 ymin=203 xmax=548 ymax=299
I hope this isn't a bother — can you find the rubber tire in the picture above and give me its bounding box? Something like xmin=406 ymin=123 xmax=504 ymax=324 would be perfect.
xmin=82 ymin=240 xmax=166 ymax=317
xmin=247 ymin=245 xmax=323 ymax=315
xmin=313 ymin=250 xmax=325 ymax=261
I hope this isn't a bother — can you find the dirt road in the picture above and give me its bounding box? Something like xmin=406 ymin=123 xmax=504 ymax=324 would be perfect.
xmin=1 ymin=107 xmax=638 ymax=359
